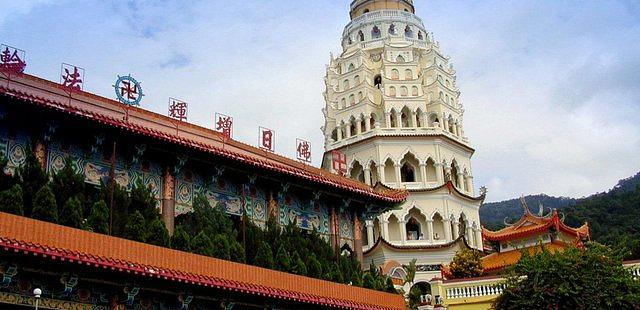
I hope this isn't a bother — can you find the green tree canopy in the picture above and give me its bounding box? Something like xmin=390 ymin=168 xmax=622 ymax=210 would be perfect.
xmin=31 ymin=184 xmax=58 ymax=223
xmin=254 ymin=241 xmax=275 ymax=269
xmin=0 ymin=184 xmax=24 ymax=216
xmin=87 ymin=200 xmax=109 ymax=234
xmin=493 ymin=243 xmax=640 ymax=309
xmin=122 ymin=210 xmax=147 ymax=242
xmin=147 ymin=218 xmax=170 ymax=247
xmin=50 ymin=157 xmax=85 ymax=211
xmin=17 ymin=144 xmax=48 ymax=216
xmin=60 ymin=195 xmax=84 ymax=229
xmin=171 ymin=225 xmax=191 ymax=252
xmin=449 ymin=248 xmax=484 ymax=279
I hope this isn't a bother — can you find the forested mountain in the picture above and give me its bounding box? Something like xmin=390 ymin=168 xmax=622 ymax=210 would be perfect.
xmin=480 ymin=172 xmax=640 ymax=258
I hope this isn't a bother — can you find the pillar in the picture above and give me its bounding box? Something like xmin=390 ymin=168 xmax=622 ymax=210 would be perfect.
xmin=394 ymin=110 xmax=401 ymax=128
xmin=475 ymin=228 xmax=483 ymax=250
xmin=419 ymin=163 xmax=427 ymax=187
xmin=162 ymin=168 xmax=176 ymax=235
xmin=466 ymin=175 xmax=475 ymax=195
xmin=443 ymin=217 xmax=452 ymax=242
xmin=346 ymin=122 xmax=352 ymax=137
xmin=366 ymin=220 xmax=375 ymax=246
xmin=420 ymin=111 xmax=428 ymax=128
xmin=457 ymin=173 xmax=465 ymax=190
xmin=399 ymin=220 xmax=407 ymax=245
xmin=381 ymin=219 xmax=389 ymax=240
xmin=444 ymin=166 xmax=452 ymax=182
xmin=364 ymin=167 xmax=372 ymax=185
xmin=354 ymin=213 xmax=364 ymax=263
xmin=411 ymin=111 xmax=418 ymax=127
xmin=337 ymin=125 xmax=343 ymax=140
xmin=452 ymin=220 xmax=459 ymax=240
xmin=427 ymin=219 xmax=434 ymax=243
xmin=435 ymin=163 xmax=444 ymax=184
xmin=394 ymin=163 xmax=402 ymax=185
xmin=365 ymin=116 xmax=372 ymax=131
xmin=330 ymin=207 xmax=339 ymax=250
xmin=442 ymin=113 xmax=448 ymax=132
xmin=385 ymin=112 xmax=391 ymax=128
xmin=356 ymin=117 xmax=362 ymax=135
xmin=466 ymin=226 xmax=474 ymax=246
xmin=378 ymin=165 xmax=386 ymax=184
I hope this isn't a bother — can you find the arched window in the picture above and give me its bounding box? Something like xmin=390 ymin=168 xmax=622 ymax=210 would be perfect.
xmin=354 ymin=75 xmax=360 ymax=84
xmin=418 ymin=31 xmax=424 ymax=40
xmin=369 ymin=113 xmax=376 ymax=129
xmin=458 ymin=214 xmax=468 ymax=238
xmin=396 ymin=55 xmax=405 ymax=63
xmin=432 ymin=213 xmax=445 ymax=240
xmin=358 ymin=30 xmax=365 ymax=42
xmin=350 ymin=120 xmax=357 ymax=136
xmin=331 ymin=128 xmax=338 ymax=142
xmin=350 ymin=161 xmax=365 ymax=183
xmin=412 ymin=86 xmax=419 ymax=96
xmin=384 ymin=158 xmax=397 ymax=183
xmin=391 ymin=69 xmax=399 ymax=80
xmin=389 ymin=24 xmax=396 ymax=35
xmin=389 ymin=110 xmax=398 ymax=127
xmin=369 ymin=161 xmax=379 ymax=184
xmin=340 ymin=98 xmax=346 ymax=109
xmin=405 ymin=69 xmax=413 ymax=80
xmin=405 ymin=26 xmax=413 ymax=37
xmin=360 ymin=117 xmax=366 ymax=132
xmin=363 ymin=9 xmax=370 ymax=14
xmin=389 ymin=86 xmax=397 ymax=97
xmin=358 ymin=91 xmax=364 ymax=101
xmin=400 ymin=86 xmax=408 ymax=97
xmin=348 ymin=63 xmax=355 ymax=72
xmin=344 ymin=79 xmax=350 ymax=90
xmin=428 ymin=113 xmax=440 ymax=127
xmin=374 ymin=74 xmax=382 ymax=88
xmin=425 ymin=158 xmax=437 ymax=182
xmin=371 ymin=26 xmax=381 ymax=39
xmin=416 ymin=108 xmax=423 ymax=127
xmin=349 ymin=94 xmax=355 ymax=105
xmin=401 ymin=107 xmax=410 ymax=127
xmin=401 ymin=163 xmax=415 ymax=182
xmin=406 ymin=217 xmax=421 ymax=240
xmin=451 ymin=161 xmax=460 ymax=187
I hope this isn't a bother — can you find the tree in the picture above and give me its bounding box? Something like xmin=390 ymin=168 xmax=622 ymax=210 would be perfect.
xmin=50 ymin=157 xmax=85 ymax=211
xmin=87 ymin=200 xmax=109 ymax=234
xmin=17 ymin=144 xmax=48 ymax=216
xmin=31 ymin=185 xmax=58 ymax=223
xmin=60 ymin=196 xmax=84 ymax=228
xmin=147 ymin=218 xmax=170 ymax=247
xmin=122 ymin=210 xmax=147 ymax=242
xmin=493 ymin=243 xmax=640 ymax=309
xmin=129 ymin=182 xmax=159 ymax=221
xmin=385 ymin=277 xmax=397 ymax=293
xmin=171 ymin=225 xmax=191 ymax=252
xmin=191 ymin=231 xmax=214 ymax=257
xmin=0 ymin=155 xmax=16 ymax=191
xmin=449 ymin=248 xmax=483 ymax=279
xmin=403 ymin=258 xmax=417 ymax=285
xmin=292 ymin=251 xmax=307 ymax=275
xmin=306 ymin=254 xmax=322 ymax=278
xmin=0 ymin=184 xmax=24 ymax=215
xmin=275 ymin=244 xmax=292 ymax=272
xmin=254 ymin=241 xmax=275 ymax=269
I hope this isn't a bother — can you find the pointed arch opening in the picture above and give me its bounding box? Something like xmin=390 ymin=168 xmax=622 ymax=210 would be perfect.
xmin=384 ymin=158 xmax=397 ymax=183
xmin=451 ymin=160 xmax=460 ymax=188
xmin=387 ymin=214 xmax=401 ymax=241
xmin=396 ymin=55 xmax=405 ymax=63
xmin=389 ymin=24 xmax=396 ymax=35
xmin=400 ymin=152 xmax=421 ymax=182
xmin=374 ymin=74 xmax=382 ymax=89
xmin=415 ymin=108 xmax=424 ymax=127
xmin=357 ymin=30 xmax=364 ymax=42
xmin=369 ymin=113 xmax=377 ymax=130
xmin=405 ymin=207 xmax=427 ymax=240
xmin=405 ymin=26 xmax=413 ymax=38
xmin=369 ymin=161 xmax=379 ymax=185
xmin=412 ymin=86 xmax=419 ymax=97
xmin=457 ymin=213 xmax=468 ymax=239
xmin=391 ymin=69 xmax=399 ymax=80
xmin=432 ymin=212 xmax=445 ymax=241
xmin=405 ymin=69 xmax=413 ymax=80
xmin=371 ymin=26 xmax=381 ymax=39
xmin=350 ymin=161 xmax=365 ymax=183
xmin=400 ymin=86 xmax=408 ymax=97
xmin=331 ymin=128 xmax=338 ymax=142
xmin=425 ymin=158 xmax=437 ymax=182
xmin=389 ymin=86 xmax=397 ymax=97
xmin=400 ymin=106 xmax=411 ymax=127
xmin=389 ymin=110 xmax=398 ymax=127
xmin=428 ymin=113 xmax=440 ymax=127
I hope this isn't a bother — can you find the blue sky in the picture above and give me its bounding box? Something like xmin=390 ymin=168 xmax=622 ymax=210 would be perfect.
xmin=1 ymin=0 xmax=639 ymax=202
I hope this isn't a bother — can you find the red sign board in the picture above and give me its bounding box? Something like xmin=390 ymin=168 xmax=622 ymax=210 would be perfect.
xmin=0 ymin=44 xmax=26 ymax=75
xmin=296 ymin=139 xmax=311 ymax=163
xmin=215 ymin=113 xmax=233 ymax=139
xmin=60 ymin=63 xmax=84 ymax=92
xmin=259 ymin=127 xmax=275 ymax=152
xmin=331 ymin=150 xmax=347 ymax=175
xmin=169 ymin=98 xmax=188 ymax=121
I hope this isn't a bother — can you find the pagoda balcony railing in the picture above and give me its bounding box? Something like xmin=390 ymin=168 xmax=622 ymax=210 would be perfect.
xmin=344 ymin=10 xmax=425 ymax=35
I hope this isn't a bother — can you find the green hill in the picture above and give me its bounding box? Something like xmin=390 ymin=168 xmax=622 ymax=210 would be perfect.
xmin=480 ymin=172 xmax=640 ymax=258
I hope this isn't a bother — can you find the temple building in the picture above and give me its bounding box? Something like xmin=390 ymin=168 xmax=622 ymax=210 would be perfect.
xmin=0 ymin=69 xmax=408 ymax=308
xmin=321 ymin=0 xmax=484 ymax=286
xmin=480 ymin=201 xmax=591 ymax=274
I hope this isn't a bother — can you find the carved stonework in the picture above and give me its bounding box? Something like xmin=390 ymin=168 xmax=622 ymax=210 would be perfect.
xmin=162 ymin=168 xmax=175 ymax=200
xmin=34 ymin=141 xmax=46 ymax=170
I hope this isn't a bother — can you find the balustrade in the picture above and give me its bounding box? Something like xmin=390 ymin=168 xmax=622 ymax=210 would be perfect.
xmin=445 ymin=282 xmax=506 ymax=299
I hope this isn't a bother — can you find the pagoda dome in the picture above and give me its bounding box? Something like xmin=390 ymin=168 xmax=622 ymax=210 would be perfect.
xmin=350 ymin=0 xmax=415 ymax=19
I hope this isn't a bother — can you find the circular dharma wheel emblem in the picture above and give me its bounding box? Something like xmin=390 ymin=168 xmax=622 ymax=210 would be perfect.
xmin=113 ymin=74 xmax=144 ymax=106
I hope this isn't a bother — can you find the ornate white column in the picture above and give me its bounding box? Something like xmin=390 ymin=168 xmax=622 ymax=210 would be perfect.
xmin=394 ymin=163 xmax=402 ymax=185
xmin=337 ymin=125 xmax=343 ymax=140
xmin=420 ymin=111 xmax=428 ymax=128
xmin=346 ymin=122 xmax=352 ymax=137
xmin=444 ymin=166 xmax=452 ymax=182
xmin=394 ymin=110 xmax=401 ymax=128
xmin=435 ymin=162 xmax=444 ymax=184
xmin=365 ymin=116 xmax=372 ymax=131
xmin=411 ymin=110 xmax=418 ymax=127
xmin=378 ymin=165 xmax=386 ymax=184
xmin=381 ymin=219 xmax=389 ymax=240
xmin=457 ymin=173 xmax=465 ymax=190
xmin=466 ymin=175 xmax=475 ymax=195
xmin=356 ymin=116 xmax=363 ymax=135
xmin=442 ymin=113 xmax=449 ymax=132
xmin=366 ymin=220 xmax=375 ymax=246
xmin=475 ymin=228 xmax=483 ymax=250
xmin=364 ymin=167 xmax=372 ymax=185
xmin=385 ymin=112 xmax=391 ymax=128
xmin=443 ymin=217 xmax=452 ymax=242
xmin=399 ymin=220 xmax=407 ymax=245
xmin=419 ymin=163 xmax=427 ymax=187
xmin=452 ymin=220 xmax=460 ymax=240
xmin=466 ymin=226 xmax=474 ymax=246
xmin=427 ymin=219 xmax=434 ymax=243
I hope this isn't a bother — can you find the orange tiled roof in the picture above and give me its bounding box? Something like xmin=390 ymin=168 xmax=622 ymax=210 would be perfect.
xmin=482 ymin=209 xmax=590 ymax=242
xmin=0 ymin=73 xmax=408 ymax=204
xmin=481 ymin=241 xmax=567 ymax=272
xmin=0 ymin=212 xmax=405 ymax=310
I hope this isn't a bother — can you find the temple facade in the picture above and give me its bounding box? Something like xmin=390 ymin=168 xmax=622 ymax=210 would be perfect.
xmin=321 ymin=0 xmax=484 ymax=285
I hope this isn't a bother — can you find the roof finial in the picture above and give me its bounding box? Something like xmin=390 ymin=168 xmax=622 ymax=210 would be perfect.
xmin=519 ymin=195 xmax=530 ymax=215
